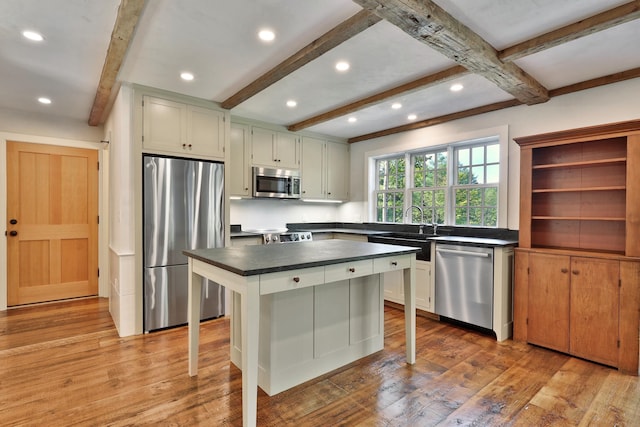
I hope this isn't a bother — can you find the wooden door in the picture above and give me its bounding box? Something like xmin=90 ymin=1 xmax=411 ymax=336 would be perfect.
xmin=527 ymin=252 xmax=570 ymax=353
xmin=570 ymin=257 xmax=619 ymax=367
xmin=6 ymin=141 xmax=98 ymax=305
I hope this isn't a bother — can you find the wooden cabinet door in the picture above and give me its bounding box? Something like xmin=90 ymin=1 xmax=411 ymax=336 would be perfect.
xmin=230 ymin=123 xmax=250 ymax=197
xmin=569 ymin=257 xmax=619 ymax=367
xmin=527 ymin=252 xmax=570 ymax=352
xmin=301 ymin=137 xmax=325 ymax=199
xmin=326 ymin=141 xmax=349 ymax=201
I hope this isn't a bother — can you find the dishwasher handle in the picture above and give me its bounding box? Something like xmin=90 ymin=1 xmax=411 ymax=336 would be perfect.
xmin=436 ymin=247 xmax=491 ymax=258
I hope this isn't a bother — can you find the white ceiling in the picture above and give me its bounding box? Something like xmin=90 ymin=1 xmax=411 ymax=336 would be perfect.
xmin=1 ymin=0 xmax=638 ymax=140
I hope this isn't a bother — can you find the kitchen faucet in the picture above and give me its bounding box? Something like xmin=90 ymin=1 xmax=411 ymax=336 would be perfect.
xmin=404 ymin=205 xmax=425 ymax=234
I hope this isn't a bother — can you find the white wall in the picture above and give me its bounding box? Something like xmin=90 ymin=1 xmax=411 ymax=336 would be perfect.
xmin=347 ymin=78 xmax=640 ymax=230
xmin=230 ymin=199 xmax=341 ymax=230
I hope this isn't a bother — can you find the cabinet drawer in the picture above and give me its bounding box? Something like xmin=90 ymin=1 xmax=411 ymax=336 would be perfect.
xmin=325 ymin=259 xmax=373 ymax=283
xmin=373 ymin=255 xmax=412 ymax=273
xmin=260 ymin=266 xmax=325 ymax=295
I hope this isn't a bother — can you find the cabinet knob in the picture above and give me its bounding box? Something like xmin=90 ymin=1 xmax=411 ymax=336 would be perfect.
xmin=391 ymin=261 xmax=398 ymax=266
xmin=182 ymin=143 xmax=187 ymax=148
xmin=572 ymin=270 xmax=580 ymax=275
xmin=348 ymin=267 xmax=356 ymax=273
xmin=293 ymin=277 xmax=300 ymax=283
xmin=561 ymin=268 xmax=568 ymax=273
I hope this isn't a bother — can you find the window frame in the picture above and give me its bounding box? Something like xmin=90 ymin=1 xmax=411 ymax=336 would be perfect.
xmin=368 ymin=131 xmax=508 ymax=228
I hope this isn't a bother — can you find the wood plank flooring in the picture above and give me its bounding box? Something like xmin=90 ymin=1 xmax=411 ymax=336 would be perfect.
xmin=1 ymin=297 xmax=639 ymax=426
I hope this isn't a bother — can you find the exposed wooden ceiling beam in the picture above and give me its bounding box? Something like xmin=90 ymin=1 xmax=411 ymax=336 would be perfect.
xmin=88 ymin=0 xmax=145 ymax=126
xmin=348 ymin=67 xmax=640 ymax=143
xmin=348 ymin=99 xmax=522 ymax=143
xmin=220 ymin=10 xmax=381 ymax=110
xmin=352 ymin=0 xmax=549 ymax=105
xmin=500 ymin=1 xmax=640 ymax=61
xmin=287 ymin=65 xmax=468 ymax=132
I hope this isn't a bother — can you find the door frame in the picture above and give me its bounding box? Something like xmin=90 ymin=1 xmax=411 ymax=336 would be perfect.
xmin=0 ymin=132 xmax=108 ymax=310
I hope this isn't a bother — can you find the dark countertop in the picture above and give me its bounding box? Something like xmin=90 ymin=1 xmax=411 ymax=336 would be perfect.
xmin=184 ymin=240 xmax=419 ymax=276
xmin=304 ymin=228 xmax=389 ymax=236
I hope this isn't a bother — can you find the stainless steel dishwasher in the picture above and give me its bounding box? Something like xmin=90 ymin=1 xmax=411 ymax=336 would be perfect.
xmin=435 ymin=243 xmax=493 ymax=329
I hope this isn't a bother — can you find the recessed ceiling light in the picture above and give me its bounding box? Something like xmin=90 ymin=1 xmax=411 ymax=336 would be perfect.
xmin=38 ymin=97 xmax=52 ymax=104
xmin=22 ymin=30 xmax=44 ymax=41
xmin=286 ymin=100 xmax=297 ymax=108
xmin=408 ymin=114 xmax=417 ymax=121
xmin=180 ymin=72 xmax=194 ymax=81
xmin=258 ymin=29 xmax=275 ymax=42
xmin=391 ymin=103 xmax=402 ymax=109
xmin=450 ymin=83 xmax=464 ymax=92
xmin=335 ymin=61 xmax=350 ymax=72
xmin=348 ymin=117 xmax=357 ymax=123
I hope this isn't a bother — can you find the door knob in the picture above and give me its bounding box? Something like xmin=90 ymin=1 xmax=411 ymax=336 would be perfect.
xmin=10 ymin=219 xmax=17 ymax=224
xmin=9 ymin=230 xmax=18 ymax=236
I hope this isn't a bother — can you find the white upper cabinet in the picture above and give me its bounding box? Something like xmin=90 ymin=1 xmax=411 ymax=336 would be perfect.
xmin=230 ymin=123 xmax=251 ymax=197
xmin=301 ymin=137 xmax=325 ymax=199
xmin=251 ymin=126 xmax=300 ymax=169
xmin=142 ymin=95 xmax=225 ymax=159
xmin=301 ymin=137 xmax=349 ymax=201
xmin=326 ymin=141 xmax=349 ymax=201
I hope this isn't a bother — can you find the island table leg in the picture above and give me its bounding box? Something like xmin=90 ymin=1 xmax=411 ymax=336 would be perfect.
xmin=403 ymin=258 xmax=416 ymax=364
xmin=188 ymin=259 xmax=203 ymax=376
xmin=240 ymin=281 xmax=260 ymax=427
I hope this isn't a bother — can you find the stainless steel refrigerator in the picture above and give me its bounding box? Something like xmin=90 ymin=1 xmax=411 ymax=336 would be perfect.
xmin=143 ymin=154 xmax=225 ymax=332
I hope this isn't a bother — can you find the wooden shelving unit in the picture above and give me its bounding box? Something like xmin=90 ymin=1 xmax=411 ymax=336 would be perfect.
xmin=513 ymin=119 xmax=640 ymax=375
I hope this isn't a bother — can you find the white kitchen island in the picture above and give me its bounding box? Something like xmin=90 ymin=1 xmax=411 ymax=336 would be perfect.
xmin=184 ymin=240 xmax=418 ymax=427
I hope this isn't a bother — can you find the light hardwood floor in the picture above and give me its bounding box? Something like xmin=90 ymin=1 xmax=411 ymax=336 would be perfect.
xmin=1 ymin=297 xmax=639 ymax=426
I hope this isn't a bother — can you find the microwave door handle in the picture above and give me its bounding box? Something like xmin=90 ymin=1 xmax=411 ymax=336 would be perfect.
xmin=287 ymin=177 xmax=293 ymax=195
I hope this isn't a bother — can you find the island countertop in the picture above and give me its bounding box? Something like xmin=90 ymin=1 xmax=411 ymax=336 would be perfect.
xmin=184 ymin=240 xmax=420 ymax=276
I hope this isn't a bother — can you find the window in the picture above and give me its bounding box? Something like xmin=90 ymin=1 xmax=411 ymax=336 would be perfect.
xmin=410 ymin=150 xmax=447 ymax=224
xmin=453 ymin=143 xmax=499 ymax=226
xmin=372 ymin=138 xmax=501 ymax=227
xmin=375 ymin=156 xmax=405 ymax=223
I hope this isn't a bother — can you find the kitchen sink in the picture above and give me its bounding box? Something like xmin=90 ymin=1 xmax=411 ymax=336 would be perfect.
xmin=367 ymin=232 xmax=435 ymax=261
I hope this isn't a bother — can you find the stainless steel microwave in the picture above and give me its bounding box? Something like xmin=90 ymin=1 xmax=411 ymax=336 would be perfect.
xmin=252 ymin=167 xmax=301 ymax=199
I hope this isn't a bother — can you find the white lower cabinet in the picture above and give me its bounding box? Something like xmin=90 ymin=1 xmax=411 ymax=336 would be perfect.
xmin=383 ymin=260 xmax=433 ymax=313
xmin=231 ymin=272 xmax=383 ymax=396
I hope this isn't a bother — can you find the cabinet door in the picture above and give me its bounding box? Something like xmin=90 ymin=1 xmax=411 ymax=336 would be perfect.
xmin=301 ymin=137 xmax=325 ymax=199
xmin=187 ymin=105 xmax=225 ymax=158
xmin=383 ymin=270 xmax=403 ymax=303
xmin=230 ymin=123 xmax=250 ymax=197
xmin=275 ymin=132 xmax=299 ymax=169
xmin=142 ymin=96 xmax=186 ymax=151
xmin=251 ymin=126 xmax=276 ymax=167
xmin=569 ymin=257 xmax=619 ymax=367
xmin=327 ymin=141 xmax=349 ymax=200
xmin=415 ymin=261 xmax=432 ymax=312
xmin=527 ymin=252 xmax=570 ymax=353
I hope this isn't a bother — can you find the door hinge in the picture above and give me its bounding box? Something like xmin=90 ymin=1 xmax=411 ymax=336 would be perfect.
xmin=619 ymin=279 xmax=622 ymax=288
xmin=142 ymin=134 xmax=145 ymax=142
xmin=527 ymin=267 xmax=530 ymax=275
xmin=618 ymin=339 xmax=621 ymax=348
xmin=97 ymin=161 xmax=100 ymax=170
xmin=97 ymin=268 xmax=100 ymax=277
xmin=97 ymin=215 xmax=100 ymax=224
xmin=526 ymin=318 xmax=529 ymax=325
xmin=142 ymin=99 xmax=144 ymax=107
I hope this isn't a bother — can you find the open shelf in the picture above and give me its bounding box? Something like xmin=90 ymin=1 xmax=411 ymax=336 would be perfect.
xmin=532 ymin=186 xmax=626 ymax=193
xmin=532 ymin=216 xmax=625 ymax=221
xmin=532 ymin=157 xmax=626 ymax=170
